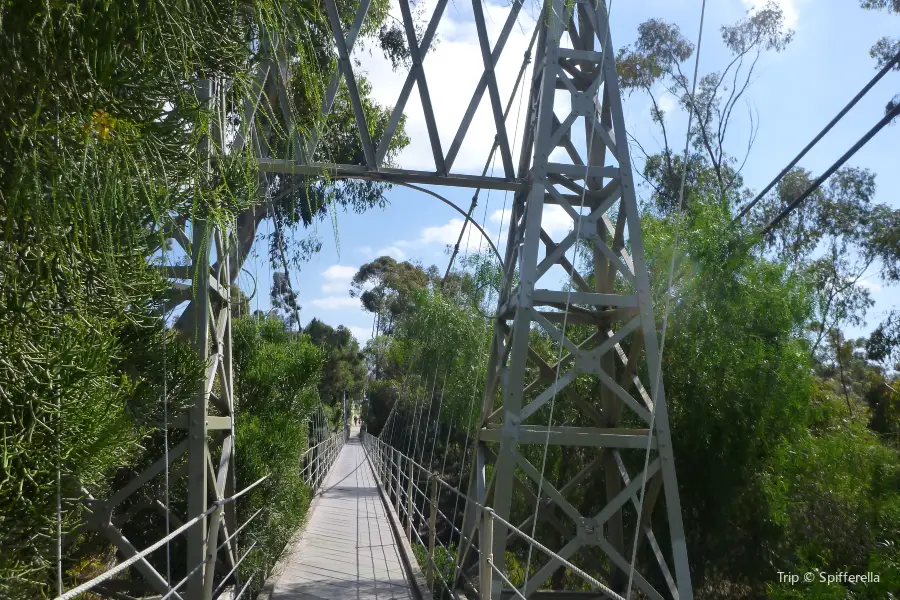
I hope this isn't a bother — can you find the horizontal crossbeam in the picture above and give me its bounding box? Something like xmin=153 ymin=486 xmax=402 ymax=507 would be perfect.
xmin=257 ymin=159 xmax=525 ymax=191
xmin=480 ymin=425 xmax=656 ymax=449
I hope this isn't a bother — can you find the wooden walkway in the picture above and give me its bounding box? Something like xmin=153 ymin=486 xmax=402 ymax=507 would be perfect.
xmin=267 ymin=430 xmax=416 ymax=600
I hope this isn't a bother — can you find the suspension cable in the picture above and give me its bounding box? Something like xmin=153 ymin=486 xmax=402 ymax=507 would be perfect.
xmin=427 ymin=372 xmax=449 ymax=471
xmin=54 ymin=104 xmax=64 ymax=598
xmin=734 ymin=47 xmax=900 ymax=221
xmin=626 ymin=0 xmax=707 ymax=597
xmin=449 ymin=94 xmax=521 ymax=584
xmin=759 ymin=100 xmax=900 ymax=236
xmin=416 ymin=368 xmax=443 ymax=467
xmin=449 ymin=295 xmax=497 ymax=588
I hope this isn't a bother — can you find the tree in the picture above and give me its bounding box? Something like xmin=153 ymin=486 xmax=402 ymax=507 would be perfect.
xmin=173 ymin=1 xmax=413 ymax=334
xmin=618 ymin=2 xmax=793 ymax=212
xmin=0 ymin=0 xmax=408 ymax=593
xmin=751 ymin=166 xmax=900 ymax=359
xmin=857 ymin=1 xmax=900 ymax=78
xmin=302 ymin=318 xmax=368 ymax=406
xmin=350 ymin=256 xmax=433 ymax=334
xmin=867 ymin=310 xmax=900 ymax=368
xmin=232 ymin=316 xmax=324 ymax=593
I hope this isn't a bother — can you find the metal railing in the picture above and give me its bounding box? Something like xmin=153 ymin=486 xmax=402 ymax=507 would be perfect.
xmin=301 ymin=429 xmax=345 ymax=493
xmin=362 ymin=435 xmax=628 ymax=600
xmin=53 ymin=427 xmax=345 ymax=600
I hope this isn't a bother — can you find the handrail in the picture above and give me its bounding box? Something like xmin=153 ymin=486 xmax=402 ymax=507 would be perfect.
xmin=55 ymin=475 xmax=269 ymax=600
xmin=301 ymin=429 xmax=345 ymax=492
xmin=57 ymin=428 xmax=346 ymax=600
xmin=361 ymin=435 xmax=630 ymax=600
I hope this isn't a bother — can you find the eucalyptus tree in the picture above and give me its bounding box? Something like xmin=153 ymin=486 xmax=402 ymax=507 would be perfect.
xmin=350 ymin=256 xmax=433 ymax=335
xmin=302 ymin=318 xmax=368 ymax=407
xmin=858 ymin=0 xmax=900 ymax=83
xmin=748 ymin=166 xmax=900 ymax=366
xmin=617 ymin=1 xmax=794 ymax=213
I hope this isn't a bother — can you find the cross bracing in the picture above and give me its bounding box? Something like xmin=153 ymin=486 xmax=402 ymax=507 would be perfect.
xmin=261 ymin=0 xmax=693 ymax=597
xmin=58 ymin=0 xmax=694 ymax=598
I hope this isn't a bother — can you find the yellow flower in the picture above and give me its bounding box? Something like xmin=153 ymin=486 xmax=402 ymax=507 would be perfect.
xmin=90 ymin=109 xmax=115 ymax=139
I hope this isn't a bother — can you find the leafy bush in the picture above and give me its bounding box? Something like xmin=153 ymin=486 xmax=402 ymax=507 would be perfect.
xmin=233 ymin=316 xmax=323 ymax=595
xmin=763 ymin=411 xmax=900 ymax=599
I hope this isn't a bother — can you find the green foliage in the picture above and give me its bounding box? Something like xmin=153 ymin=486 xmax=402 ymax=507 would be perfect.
xmin=0 ymin=1 xmax=243 ymax=590
xmin=643 ymin=200 xmax=818 ymax=587
xmin=233 ymin=316 xmax=323 ymax=596
xmin=0 ymin=0 xmax=404 ymax=593
xmin=303 ymin=318 xmax=368 ymax=407
xmin=858 ymin=0 xmax=900 ymax=78
xmin=762 ymin=415 xmax=900 ymax=599
xmin=351 ymin=256 xmax=433 ymax=334
xmin=234 ymin=316 xmax=323 ymax=415
xmin=380 ymin=288 xmax=490 ymax=434
xmin=411 ymin=541 xmax=457 ymax=597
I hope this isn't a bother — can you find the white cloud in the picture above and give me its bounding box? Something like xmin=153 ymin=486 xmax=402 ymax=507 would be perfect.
xmin=308 ymin=296 xmax=361 ymax=310
xmin=377 ymin=217 xmax=497 ymax=260
xmin=355 ymin=0 xmax=538 ymax=173
xmin=320 ymin=264 xmax=357 ymax=293
xmin=657 ymin=92 xmax=677 ymax=115
xmin=358 ymin=245 xmax=373 ymax=258
xmin=348 ymin=325 xmax=373 ymax=344
xmin=376 ymin=245 xmax=408 ymax=260
xmin=489 ymin=204 xmax=573 ymax=239
xmin=858 ymin=279 xmax=883 ymax=293
xmin=420 ymin=218 xmax=470 ymax=246
xmin=742 ymin=0 xmax=798 ymax=29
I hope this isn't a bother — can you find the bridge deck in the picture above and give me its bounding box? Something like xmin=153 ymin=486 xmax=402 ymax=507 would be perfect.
xmin=268 ymin=430 xmax=416 ymax=600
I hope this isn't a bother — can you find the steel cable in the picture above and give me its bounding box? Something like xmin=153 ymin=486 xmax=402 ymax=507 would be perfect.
xmin=625 ymin=0 xmax=707 ymax=597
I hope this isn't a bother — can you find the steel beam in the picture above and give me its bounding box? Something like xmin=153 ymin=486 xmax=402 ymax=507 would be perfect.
xmin=257 ymin=159 xmax=525 ymax=191
xmin=324 ymin=0 xmax=377 ymax=168
xmin=186 ymin=79 xmax=215 ymax=599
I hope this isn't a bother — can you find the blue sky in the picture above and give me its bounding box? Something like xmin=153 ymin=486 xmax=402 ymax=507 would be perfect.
xmin=239 ymin=0 xmax=899 ymax=345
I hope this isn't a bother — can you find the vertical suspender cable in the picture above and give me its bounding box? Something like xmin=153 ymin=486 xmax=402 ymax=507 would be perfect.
xmin=523 ymin=0 xmax=614 ymax=587
xmin=55 ymin=104 xmax=63 ymax=597
xmin=56 ymin=337 xmax=62 ymax=596
xmin=451 ymin=101 xmax=520 ymax=584
xmin=626 ymin=0 xmax=706 ymax=597
xmin=427 ymin=372 xmax=449 ymax=470
xmin=163 ymin=231 xmax=172 ymax=585
xmin=415 ymin=368 xmax=441 ymax=466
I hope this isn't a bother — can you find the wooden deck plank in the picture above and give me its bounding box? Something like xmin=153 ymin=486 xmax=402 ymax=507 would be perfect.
xmin=269 ymin=431 xmax=416 ymax=600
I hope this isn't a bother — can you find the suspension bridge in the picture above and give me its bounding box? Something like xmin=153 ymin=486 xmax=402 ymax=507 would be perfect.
xmin=52 ymin=0 xmax=701 ymax=598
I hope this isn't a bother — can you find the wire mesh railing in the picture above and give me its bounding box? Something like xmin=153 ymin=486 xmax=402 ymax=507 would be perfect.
xmin=361 ymin=435 xmax=628 ymax=600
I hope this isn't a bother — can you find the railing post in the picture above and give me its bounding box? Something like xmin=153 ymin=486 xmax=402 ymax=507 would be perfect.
xmin=394 ymin=449 xmax=401 ymax=516
xmin=406 ymin=457 xmax=414 ymax=542
xmin=480 ymin=509 xmax=494 ymax=600
xmin=427 ymin=475 xmax=438 ymax=591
